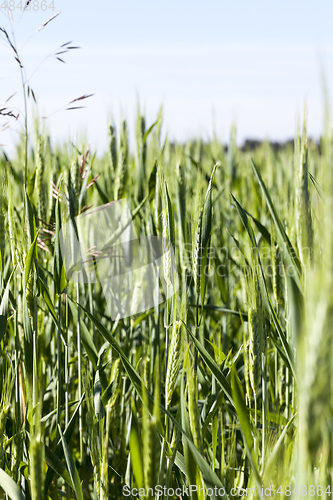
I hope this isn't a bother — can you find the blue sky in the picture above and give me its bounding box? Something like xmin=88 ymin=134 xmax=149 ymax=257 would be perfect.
xmin=1 ymin=0 xmax=333 ymax=154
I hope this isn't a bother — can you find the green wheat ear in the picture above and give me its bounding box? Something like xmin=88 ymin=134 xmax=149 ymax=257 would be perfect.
xmin=248 ymin=306 xmax=262 ymax=396
xmin=193 ymin=206 xmax=203 ymax=313
xmin=295 ymin=111 xmax=313 ymax=267
xmin=165 ymin=320 xmax=181 ymax=409
xmin=109 ymin=124 xmax=117 ymax=175
xmin=35 ymin=133 xmax=47 ymax=223
xmin=114 ymin=119 xmax=128 ymax=200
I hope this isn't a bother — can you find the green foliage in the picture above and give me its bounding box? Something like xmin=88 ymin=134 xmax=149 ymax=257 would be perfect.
xmin=0 ymin=103 xmax=332 ymax=499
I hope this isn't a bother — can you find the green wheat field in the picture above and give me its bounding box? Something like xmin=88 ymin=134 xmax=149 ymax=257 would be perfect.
xmin=1 ymin=18 xmax=333 ymax=500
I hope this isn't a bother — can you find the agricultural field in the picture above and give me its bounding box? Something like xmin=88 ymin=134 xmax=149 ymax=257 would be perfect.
xmin=0 ymin=8 xmax=333 ymax=500
xmin=0 ymin=104 xmax=332 ymax=500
